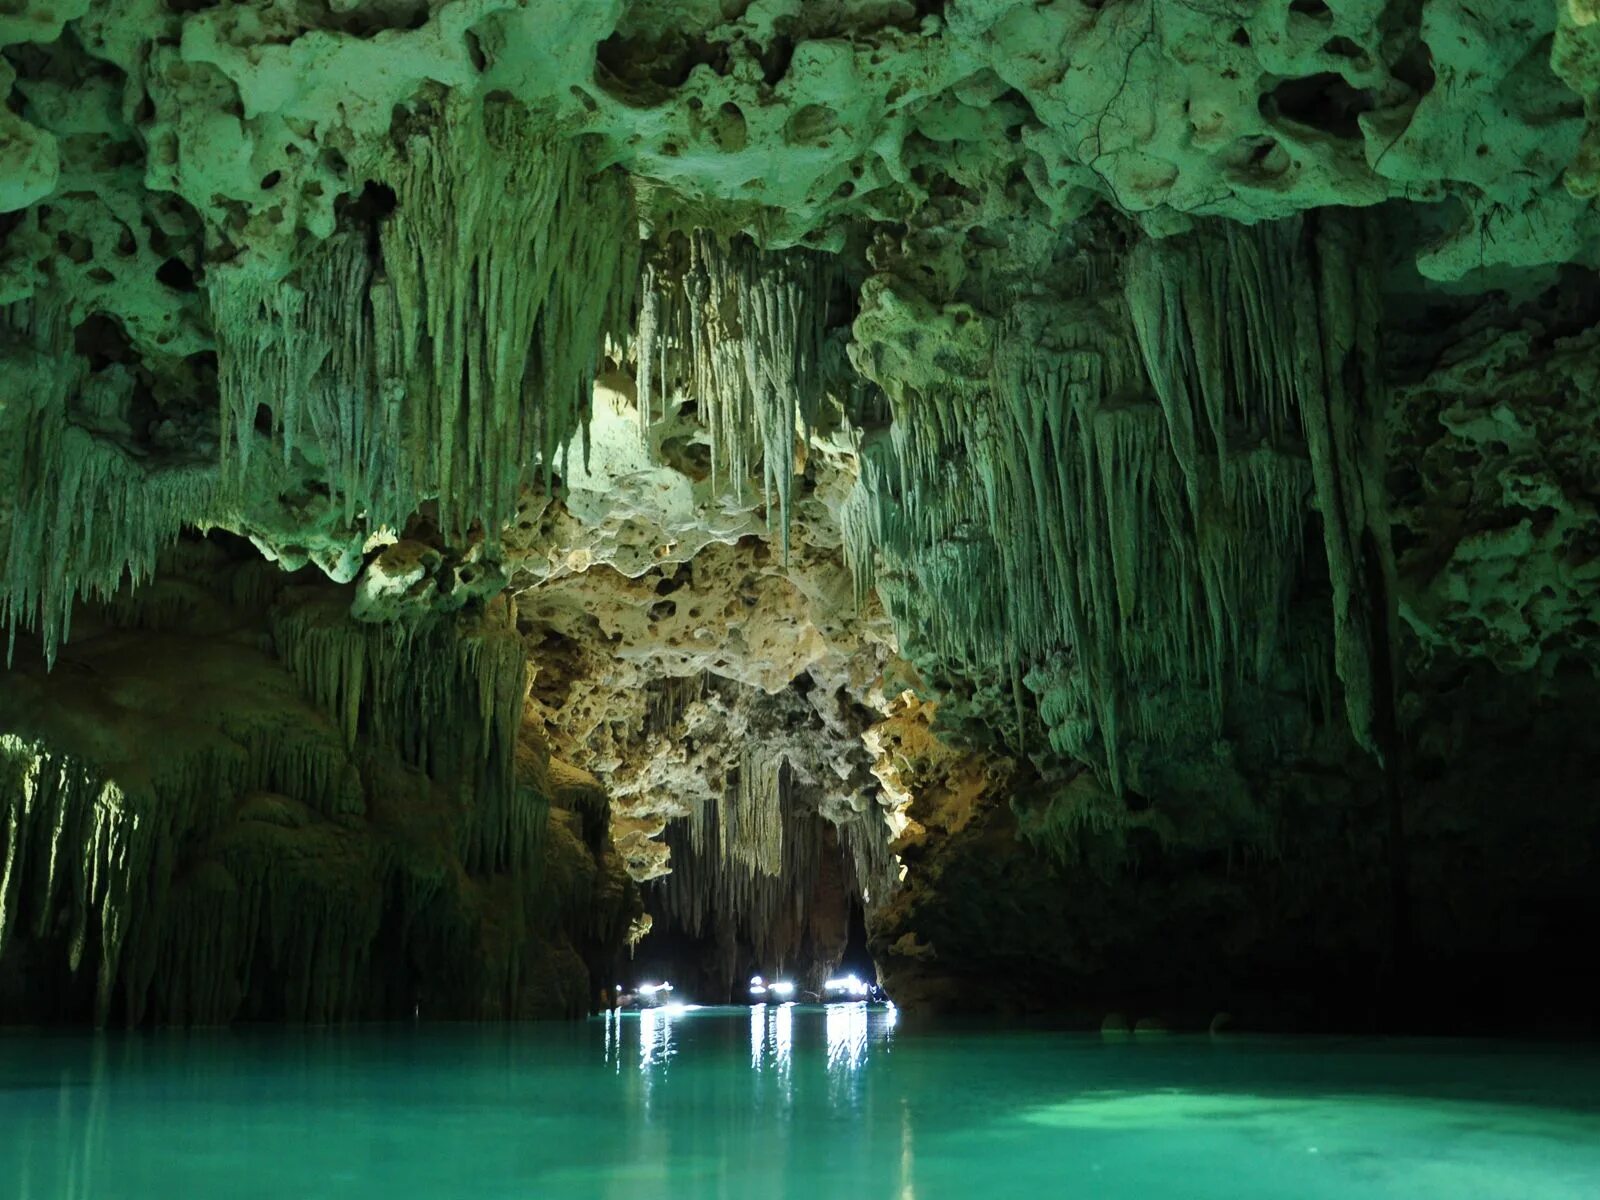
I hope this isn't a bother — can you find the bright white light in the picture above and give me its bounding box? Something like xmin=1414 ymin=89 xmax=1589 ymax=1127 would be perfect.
xmin=637 ymin=981 xmax=674 ymax=996
xmin=824 ymin=974 xmax=870 ymax=997
xmin=770 ymin=980 xmax=795 ymax=998
xmin=660 ymin=1003 xmax=697 ymax=1016
xmin=749 ymin=984 xmax=768 ymax=997
xmin=750 ymin=975 xmax=764 ymax=986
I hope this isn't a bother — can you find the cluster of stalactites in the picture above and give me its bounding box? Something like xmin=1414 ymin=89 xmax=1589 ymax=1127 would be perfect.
xmin=844 ymin=213 xmax=1386 ymax=792
xmin=634 ymin=231 xmax=840 ymax=556
xmin=0 ymin=301 xmax=223 ymax=666
xmin=1126 ymin=213 xmax=1389 ymax=757
xmin=151 ymin=814 xmax=387 ymax=1027
xmin=269 ymin=593 xmax=541 ymax=877
xmin=647 ymin=711 xmax=894 ymax=968
xmin=652 ymin=776 xmax=823 ymax=969
xmin=0 ymin=564 xmax=557 ymax=1024
xmin=213 ymin=94 xmax=639 ymax=542
xmin=644 ymin=672 xmax=709 ymax=736
xmin=0 ymin=736 xmax=136 ymax=1022
xmin=722 ymin=744 xmax=789 ymax=878
xmin=843 ymin=794 xmax=897 ymax=910
xmin=0 ymin=697 xmax=372 ymax=1025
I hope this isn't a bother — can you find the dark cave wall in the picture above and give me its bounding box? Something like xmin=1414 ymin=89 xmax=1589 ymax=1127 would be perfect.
xmin=858 ymin=215 xmax=1600 ymax=1034
xmin=871 ymin=672 xmax=1600 ymax=1034
xmin=0 ymin=539 xmax=641 ymax=1026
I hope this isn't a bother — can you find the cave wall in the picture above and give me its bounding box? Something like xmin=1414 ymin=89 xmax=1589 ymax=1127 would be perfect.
xmin=2 ymin=0 xmax=1599 ymax=1027
xmin=865 ymin=230 xmax=1600 ymax=1030
xmin=0 ymin=538 xmax=638 ymax=1023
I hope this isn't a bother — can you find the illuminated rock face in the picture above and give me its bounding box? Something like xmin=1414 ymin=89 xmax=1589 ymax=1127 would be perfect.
xmin=2 ymin=1 xmax=1600 ymax=1027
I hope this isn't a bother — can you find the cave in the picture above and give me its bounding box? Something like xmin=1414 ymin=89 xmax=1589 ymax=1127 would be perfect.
xmin=3 ymin=0 xmax=1600 ymax=1195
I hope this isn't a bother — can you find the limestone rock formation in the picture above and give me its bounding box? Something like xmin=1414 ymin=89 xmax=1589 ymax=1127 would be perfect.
xmin=3 ymin=0 xmax=1599 ymax=1029
xmin=0 ymin=539 xmax=638 ymax=1022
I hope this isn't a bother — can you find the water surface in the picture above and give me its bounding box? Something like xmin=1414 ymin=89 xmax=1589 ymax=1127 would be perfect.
xmin=3 ymin=1005 xmax=1598 ymax=1198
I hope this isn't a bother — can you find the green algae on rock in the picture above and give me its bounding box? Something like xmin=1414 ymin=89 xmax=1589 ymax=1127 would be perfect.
xmin=3 ymin=0 xmax=1600 ymax=1029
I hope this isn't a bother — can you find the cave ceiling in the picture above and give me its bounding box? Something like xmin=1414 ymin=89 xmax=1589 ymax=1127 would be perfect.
xmin=2 ymin=0 xmax=1599 ymax=1020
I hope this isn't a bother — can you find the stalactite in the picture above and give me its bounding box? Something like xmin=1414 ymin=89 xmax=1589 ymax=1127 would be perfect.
xmin=652 ymin=785 xmax=823 ymax=969
xmin=0 ymin=301 xmax=224 ymax=666
xmin=213 ymin=96 xmax=638 ymax=541
xmin=724 ymin=745 xmax=788 ymax=878
xmin=0 ymin=711 xmax=367 ymax=1025
xmin=843 ymin=795 xmax=897 ymax=911
xmin=1126 ymin=212 xmax=1387 ymax=754
xmin=268 ymin=593 xmax=540 ymax=877
xmin=844 ymin=213 xmax=1383 ymax=798
xmin=645 ymin=672 xmax=708 ymax=735
xmin=641 ymin=666 xmax=895 ymax=974
xmin=0 ymin=538 xmax=612 ymax=1025
xmin=0 ymin=736 xmax=135 ymax=1022
xmin=146 ymin=797 xmax=389 ymax=1026
xmin=633 ymin=232 xmax=841 ymax=554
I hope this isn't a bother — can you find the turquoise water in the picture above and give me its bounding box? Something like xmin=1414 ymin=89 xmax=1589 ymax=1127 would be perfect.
xmin=3 ymin=1005 xmax=1598 ymax=1198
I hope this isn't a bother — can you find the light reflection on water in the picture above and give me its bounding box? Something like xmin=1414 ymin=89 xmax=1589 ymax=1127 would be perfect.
xmin=5 ymin=1016 xmax=1600 ymax=1199
xmin=747 ymin=1001 xmax=801 ymax=1075
xmin=825 ymin=1000 xmax=870 ymax=1071
xmin=775 ymin=999 xmax=793 ymax=1070
xmin=637 ymin=1005 xmax=672 ymax=1070
xmin=615 ymin=1001 xmax=885 ymax=1079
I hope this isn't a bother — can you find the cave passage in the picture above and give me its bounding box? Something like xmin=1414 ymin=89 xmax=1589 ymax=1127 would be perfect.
xmin=5 ymin=0 xmax=1600 ymax=1194
xmin=624 ymin=888 xmax=879 ymax=1006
